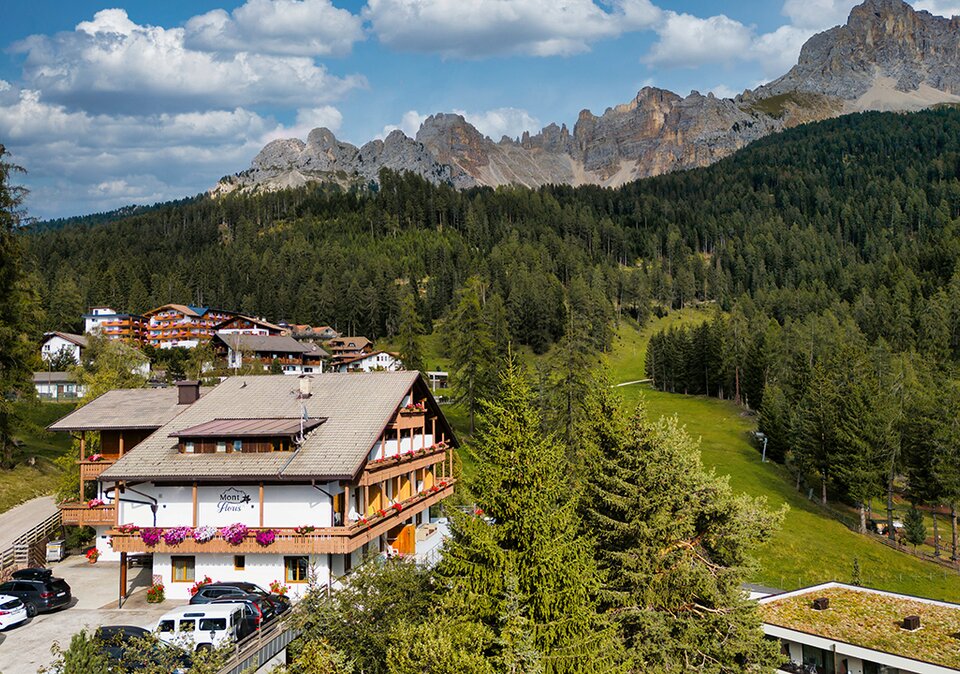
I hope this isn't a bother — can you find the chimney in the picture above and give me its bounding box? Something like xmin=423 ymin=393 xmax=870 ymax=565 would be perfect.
xmin=299 ymin=375 xmax=312 ymax=399
xmin=903 ymin=615 xmax=921 ymax=631
xmin=177 ymin=380 xmax=200 ymax=405
xmin=812 ymin=597 xmax=830 ymax=611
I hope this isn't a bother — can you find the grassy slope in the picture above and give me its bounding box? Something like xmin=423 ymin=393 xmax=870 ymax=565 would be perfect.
xmin=611 ymin=315 xmax=960 ymax=600
xmin=0 ymin=401 xmax=76 ymax=513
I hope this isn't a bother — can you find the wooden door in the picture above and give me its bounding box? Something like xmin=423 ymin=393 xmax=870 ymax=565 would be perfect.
xmin=367 ymin=484 xmax=383 ymax=515
xmin=398 ymin=474 xmax=411 ymax=501
xmin=395 ymin=524 xmax=416 ymax=555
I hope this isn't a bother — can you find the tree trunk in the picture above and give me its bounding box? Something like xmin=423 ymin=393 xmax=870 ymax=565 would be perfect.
xmin=952 ymin=504 xmax=958 ymax=563
xmin=821 ymin=476 xmax=827 ymax=506
xmin=887 ymin=475 xmax=896 ymax=542
xmin=859 ymin=503 xmax=867 ymax=535
xmin=933 ymin=509 xmax=941 ymax=557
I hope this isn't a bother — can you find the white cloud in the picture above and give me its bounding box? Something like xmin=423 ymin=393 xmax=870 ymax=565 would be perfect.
xmin=379 ymin=110 xmax=429 ymax=139
xmin=782 ymin=0 xmax=855 ymax=30
xmin=709 ymin=84 xmax=737 ymax=99
xmin=363 ymin=0 xmax=661 ymax=58
xmin=453 ymin=107 xmax=541 ymax=140
xmin=751 ymin=24 xmax=812 ymax=77
xmin=12 ymin=9 xmax=365 ymax=114
xmin=184 ymin=0 xmax=364 ymax=57
xmin=913 ymin=0 xmax=960 ymax=15
xmin=644 ymin=12 xmax=753 ymax=68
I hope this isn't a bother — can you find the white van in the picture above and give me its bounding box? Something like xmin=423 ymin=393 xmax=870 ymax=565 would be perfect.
xmin=155 ymin=603 xmax=247 ymax=652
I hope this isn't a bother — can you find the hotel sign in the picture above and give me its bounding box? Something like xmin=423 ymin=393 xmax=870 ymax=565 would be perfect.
xmin=218 ymin=487 xmax=252 ymax=513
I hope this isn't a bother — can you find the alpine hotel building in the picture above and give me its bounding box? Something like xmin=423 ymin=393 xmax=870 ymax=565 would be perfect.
xmin=51 ymin=372 xmax=456 ymax=601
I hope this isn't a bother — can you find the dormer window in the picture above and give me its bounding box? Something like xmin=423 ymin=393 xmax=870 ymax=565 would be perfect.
xmin=185 ymin=441 xmax=194 ymax=454
xmin=216 ymin=441 xmax=227 ymax=453
xmin=172 ymin=417 xmax=326 ymax=454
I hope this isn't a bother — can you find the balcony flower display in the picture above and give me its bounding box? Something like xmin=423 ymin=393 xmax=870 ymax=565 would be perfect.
xmin=392 ymin=502 xmax=403 ymax=513
xmin=377 ymin=508 xmax=387 ymax=518
xmin=400 ymin=402 xmax=426 ymax=413
xmin=146 ymin=582 xmax=165 ymax=603
xmin=429 ymin=485 xmax=440 ymax=493
xmin=474 ymin=508 xmax=485 ymax=517
xmin=293 ymin=525 xmax=316 ymax=535
xmin=255 ymin=529 xmax=278 ymax=547
xmin=163 ymin=526 xmax=193 ymax=546
xmin=269 ymin=580 xmax=289 ymax=596
xmin=220 ymin=523 xmax=249 ymax=545
xmin=359 ymin=515 xmax=370 ymax=526
xmin=86 ymin=498 xmax=106 ymax=508
xmin=88 ymin=453 xmax=104 ymax=462
xmin=85 ymin=547 xmax=100 ymax=564
xmin=140 ymin=527 xmax=162 ymax=546
xmin=189 ymin=576 xmax=213 ymax=597
xmin=116 ymin=523 xmax=139 ymax=534
xmin=193 ymin=525 xmax=217 ymax=543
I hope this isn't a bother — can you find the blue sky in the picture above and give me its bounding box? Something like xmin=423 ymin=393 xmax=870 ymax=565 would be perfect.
xmin=1 ymin=0 xmax=956 ymax=218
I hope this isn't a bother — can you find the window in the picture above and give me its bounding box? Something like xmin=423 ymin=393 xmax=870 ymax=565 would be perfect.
xmin=184 ymin=441 xmax=194 ymax=454
xmin=216 ymin=441 xmax=227 ymax=453
xmin=172 ymin=556 xmax=195 ymax=582
xmin=234 ymin=440 xmax=243 ymax=452
xmin=234 ymin=555 xmax=245 ymax=571
xmin=284 ymin=556 xmax=309 ymax=583
xmin=157 ymin=620 xmax=175 ymax=633
xmin=179 ymin=619 xmax=195 ymax=632
xmin=199 ymin=618 xmax=226 ymax=631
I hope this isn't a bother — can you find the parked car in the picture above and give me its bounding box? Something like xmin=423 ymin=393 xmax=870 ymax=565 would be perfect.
xmin=94 ymin=625 xmax=192 ymax=672
xmin=155 ymin=604 xmax=249 ymax=651
xmin=0 ymin=575 xmax=71 ymax=617
xmin=210 ymin=593 xmax=278 ymax=631
xmin=0 ymin=594 xmax=28 ymax=630
xmin=11 ymin=567 xmax=53 ymax=582
xmin=190 ymin=582 xmax=290 ymax=613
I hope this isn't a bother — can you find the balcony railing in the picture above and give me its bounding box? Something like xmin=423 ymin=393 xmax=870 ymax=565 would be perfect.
xmin=107 ymin=480 xmax=455 ymax=555
xmin=359 ymin=445 xmax=447 ymax=486
xmin=79 ymin=458 xmax=116 ymax=481
xmin=61 ymin=503 xmax=117 ymax=526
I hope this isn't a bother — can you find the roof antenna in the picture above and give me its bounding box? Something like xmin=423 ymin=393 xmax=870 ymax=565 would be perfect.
xmin=296 ymin=402 xmax=309 ymax=447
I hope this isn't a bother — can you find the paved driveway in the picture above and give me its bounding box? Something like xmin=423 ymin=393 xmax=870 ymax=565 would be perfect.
xmin=0 ymin=497 xmax=57 ymax=551
xmin=0 ymin=556 xmax=186 ymax=674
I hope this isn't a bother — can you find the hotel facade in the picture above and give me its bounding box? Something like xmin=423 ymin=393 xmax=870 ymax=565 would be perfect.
xmin=51 ymin=373 xmax=456 ymax=602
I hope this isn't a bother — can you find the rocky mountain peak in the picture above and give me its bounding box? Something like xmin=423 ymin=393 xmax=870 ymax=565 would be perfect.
xmin=218 ymin=0 xmax=960 ymax=197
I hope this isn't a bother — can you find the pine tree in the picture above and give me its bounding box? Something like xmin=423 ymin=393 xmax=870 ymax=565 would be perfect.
xmin=397 ymin=290 xmax=425 ymax=374
xmin=438 ymin=358 xmax=622 ymax=673
xmin=0 ymin=146 xmax=42 ymax=469
xmin=904 ymin=505 xmax=926 ymax=550
xmin=850 ymin=557 xmax=862 ymax=587
xmin=44 ymin=629 xmax=110 ymax=674
xmin=446 ymin=277 xmax=496 ymax=433
xmin=582 ymin=390 xmax=783 ymax=673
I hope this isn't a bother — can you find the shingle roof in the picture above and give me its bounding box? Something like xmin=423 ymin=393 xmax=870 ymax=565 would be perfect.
xmin=43 ymin=332 xmax=88 ymax=348
xmin=33 ymin=371 xmax=77 ymax=383
xmin=172 ymin=417 xmax=325 ymax=438
xmin=213 ymin=333 xmax=309 ymax=354
xmin=101 ymin=372 xmax=423 ymax=481
xmin=47 ymin=388 xmax=198 ymax=431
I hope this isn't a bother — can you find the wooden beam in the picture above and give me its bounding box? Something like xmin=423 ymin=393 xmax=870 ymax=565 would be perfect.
xmin=115 ymin=484 xmax=121 ymax=525
xmin=259 ymin=483 xmax=265 ymax=527
xmin=118 ymin=552 xmax=127 ymax=609
xmin=343 ymin=484 xmax=350 ymax=524
xmin=363 ymin=485 xmax=369 ymax=517
xmin=192 ymin=483 xmax=198 ymax=527
xmin=118 ymin=432 xmax=125 ymax=458
xmin=80 ymin=431 xmax=86 ymax=462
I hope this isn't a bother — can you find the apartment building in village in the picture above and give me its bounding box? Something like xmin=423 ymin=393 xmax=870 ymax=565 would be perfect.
xmin=50 ymin=373 xmax=455 ymax=602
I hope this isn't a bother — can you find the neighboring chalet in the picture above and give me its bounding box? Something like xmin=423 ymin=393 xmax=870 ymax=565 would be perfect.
xmin=41 ymin=332 xmax=88 ymax=364
xmin=144 ymin=304 xmax=237 ymax=349
xmin=284 ymin=324 xmax=339 ymax=341
xmin=332 ymin=350 xmax=403 ymax=373
xmin=327 ymin=336 xmax=372 ymax=359
xmin=83 ymin=307 xmax=145 ymax=342
xmin=33 ymin=371 xmax=84 ymax=400
xmin=49 ymin=373 xmax=456 ymax=602
xmin=759 ymin=582 xmax=960 ymax=674
xmin=214 ymin=316 xmax=288 ymax=337
xmin=49 ymin=383 xmax=205 ymax=559
xmin=213 ymin=333 xmax=327 ymax=375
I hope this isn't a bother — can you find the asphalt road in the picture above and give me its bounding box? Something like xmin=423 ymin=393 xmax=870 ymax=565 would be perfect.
xmin=0 ymin=497 xmax=58 ymax=551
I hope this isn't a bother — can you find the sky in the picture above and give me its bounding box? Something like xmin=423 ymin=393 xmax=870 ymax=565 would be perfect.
xmin=1 ymin=0 xmax=958 ymax=219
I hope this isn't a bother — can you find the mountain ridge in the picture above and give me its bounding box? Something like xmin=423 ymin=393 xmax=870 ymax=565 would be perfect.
xmin=215 ymin=0 xmax=960 ymax=196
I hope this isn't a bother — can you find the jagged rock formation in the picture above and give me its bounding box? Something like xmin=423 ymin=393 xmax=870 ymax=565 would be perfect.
xmin=215 ymin=0 xmax=960 ymax=196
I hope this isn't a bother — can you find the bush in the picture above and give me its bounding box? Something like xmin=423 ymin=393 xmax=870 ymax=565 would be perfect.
xmin=146 ymin=583 xmax=165 ymax=603
xmin=64 ymin=525 xmax=95 ymax=550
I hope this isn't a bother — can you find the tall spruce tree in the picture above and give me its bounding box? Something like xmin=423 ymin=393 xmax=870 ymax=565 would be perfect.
xmin=582 ymin=386 xmax=783 ymax=673
xmin=438 ymin=357 xmax=622 ymax=673
xmin=446 ymin=277 xmax=497 ymax=433
xmin=396 ymin=290 xmax=425 ymax=374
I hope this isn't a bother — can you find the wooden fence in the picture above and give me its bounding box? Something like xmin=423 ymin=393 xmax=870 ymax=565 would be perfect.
xmin=0 ymin=510 xmax=62 ymax=577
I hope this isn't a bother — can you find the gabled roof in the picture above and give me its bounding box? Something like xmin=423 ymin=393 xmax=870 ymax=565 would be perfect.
xmin=43 ymin=332 xmax=88 ymax=348
xmin=144 ymin=303 xmax=200 ymax=318
xmin=47 ymin=388 xmax=200 ymax=431
xmin=33 ymin=371 xmax=77 ymax=383
xmin=213 ymin=315 xmax=286 ymax=333
xmin=100 ymin=372 xmax=449 ymax=481
xmin=336 ymin=350 xmax=399 ymax=366
xmin=213 ymin=333 xmax=309 ymax=354
xmin=327 ymin=336 xmax=372 ymax=351
xmin=172 ymin=417 xmax=325 ymax=438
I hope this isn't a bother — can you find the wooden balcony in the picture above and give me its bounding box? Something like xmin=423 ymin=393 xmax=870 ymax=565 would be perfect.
xmin=79 ymin=458 xmax=116 ymax=481
xmin=358 ymin=445 xmax=447 ymax=486
xmin=61 ymin=503 xmax=117 ymax=526
xmin=394 ymin=409 xmax=427 ymax=430
xmin=107 ymin=480 xmax=455 ymax=555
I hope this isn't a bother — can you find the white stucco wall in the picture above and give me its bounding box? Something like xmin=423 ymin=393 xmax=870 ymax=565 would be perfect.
xmin=95 ymin=525 xmax=121 ymax=562
xmin=41 ymin=336 xmax=81 ymax=362
xmin=153 ymin=552 xmax=330 ymax=601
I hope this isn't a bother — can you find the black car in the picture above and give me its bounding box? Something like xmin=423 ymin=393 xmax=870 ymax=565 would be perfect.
xmin=0 ymin=575 xmax=71 ymax=617
xmin=11 ymin=568 xmax=53 ymax=582
xmin=94 ymin=625 xmax=192 ymax=672
xmin=211 ymin=593 xmax=278 ymax=631
xmin=190 ymin=582 xmax=290 ymax=613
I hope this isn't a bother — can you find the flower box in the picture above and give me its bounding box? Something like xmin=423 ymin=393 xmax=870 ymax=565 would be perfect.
xmin=255 ymin=529 xmax=277 ymax=546
xmin=193 ymin=526 xmax=216 ymax=543
xmin=87 ymin=498 xmax=105 ymax=508
xmin=140 ymin=528 xmax=162 ymax=546
xmin=294 ymin=525 xmax=316 ymax=535
xmin=220 ymin=523 xmax=249 ymax=546
xmin=163 ymin=526 xmax=193 ymax=546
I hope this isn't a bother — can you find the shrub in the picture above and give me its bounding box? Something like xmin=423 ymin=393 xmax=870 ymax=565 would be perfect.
xmin=146 ymin=583 xmax=165 ymax=603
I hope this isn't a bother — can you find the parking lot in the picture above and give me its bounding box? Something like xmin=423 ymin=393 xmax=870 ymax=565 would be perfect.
xmin=0 ymin=556 xmax=186 ymax=674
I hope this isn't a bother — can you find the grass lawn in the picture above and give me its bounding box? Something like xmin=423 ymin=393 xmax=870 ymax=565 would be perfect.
xmin=0 ymin=401 xmax=76 ymax=513
xmin=606 ymin=307 xmax=714 ymax=383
